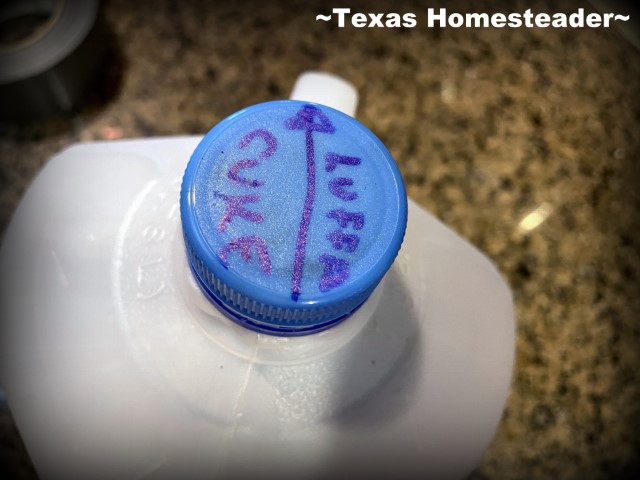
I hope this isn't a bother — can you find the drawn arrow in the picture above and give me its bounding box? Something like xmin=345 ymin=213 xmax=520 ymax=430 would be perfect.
xmin=285 ymin=104 xmax=336 ymax=300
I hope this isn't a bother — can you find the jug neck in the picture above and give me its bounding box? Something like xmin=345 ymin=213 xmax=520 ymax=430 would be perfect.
xmin=173 ymin=235 xmax=385 ymax=365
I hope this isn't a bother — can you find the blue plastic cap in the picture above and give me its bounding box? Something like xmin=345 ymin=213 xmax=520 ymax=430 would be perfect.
xmin=180 ymin=100 xmax=407 ymax=336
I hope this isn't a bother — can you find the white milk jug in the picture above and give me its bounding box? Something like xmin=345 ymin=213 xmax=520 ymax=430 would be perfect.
xmin=0 ymin=72 xmax=514 ymax=479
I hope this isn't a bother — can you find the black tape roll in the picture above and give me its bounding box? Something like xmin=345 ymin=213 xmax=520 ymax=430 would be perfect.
xmin=0 ymin=0 xmax=107 ymax=122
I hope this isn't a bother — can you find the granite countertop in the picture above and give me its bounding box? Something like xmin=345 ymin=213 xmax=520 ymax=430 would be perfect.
xmin=1 ymin=0 xmax=639 ymax=478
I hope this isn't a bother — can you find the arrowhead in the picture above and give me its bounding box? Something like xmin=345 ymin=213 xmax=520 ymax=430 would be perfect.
xmin=285 ymin=104 xmax=336 ymax=133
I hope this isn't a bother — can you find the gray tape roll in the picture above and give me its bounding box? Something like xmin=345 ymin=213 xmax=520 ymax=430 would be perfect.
xmin=0 ymin=0 xmax=107 ymax=122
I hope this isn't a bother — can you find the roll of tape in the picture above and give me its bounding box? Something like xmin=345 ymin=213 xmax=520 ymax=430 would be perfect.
xmin=0 ymin=0 xmax=107 ymax=122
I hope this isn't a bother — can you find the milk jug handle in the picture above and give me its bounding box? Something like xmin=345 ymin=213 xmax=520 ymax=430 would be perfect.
xmin=289 ymin=71 xmax=358 ymax=118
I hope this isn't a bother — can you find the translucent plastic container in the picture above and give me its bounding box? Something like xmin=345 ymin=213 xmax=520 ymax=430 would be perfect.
xmin=0 ymin=72 xmax=514 ymax=479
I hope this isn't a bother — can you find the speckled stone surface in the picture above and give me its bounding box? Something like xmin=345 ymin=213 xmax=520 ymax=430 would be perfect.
xmin=1 ymin=0 xmax=639 ymax=478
